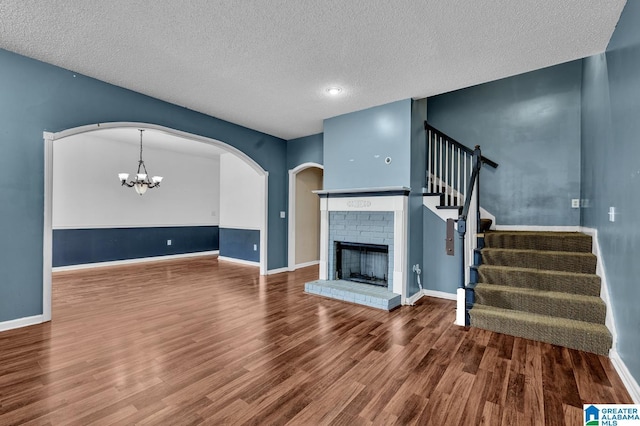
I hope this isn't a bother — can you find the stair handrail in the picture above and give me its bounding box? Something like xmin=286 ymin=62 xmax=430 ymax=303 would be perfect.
xmin=459 ymin=146 xmax=482 ymax=223
xmin=457 ymin=145 xmax=482 ymax=297
xmin=424 ymin=123 xmax=498 ymax=169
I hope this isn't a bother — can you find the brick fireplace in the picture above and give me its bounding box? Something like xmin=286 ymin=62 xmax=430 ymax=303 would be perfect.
xmin=310 ymin=187 xmax=410 ymax=306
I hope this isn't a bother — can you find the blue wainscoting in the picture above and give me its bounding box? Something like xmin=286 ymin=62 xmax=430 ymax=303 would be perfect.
xmin=53 ymin=226 xmax=219 ymax=267
xmin=219 ymin=228 xmax=260 ymax=262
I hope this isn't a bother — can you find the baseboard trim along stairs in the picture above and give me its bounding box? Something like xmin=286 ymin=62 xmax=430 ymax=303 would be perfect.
xmin=469 ymin=231 xmax=612 ymax=355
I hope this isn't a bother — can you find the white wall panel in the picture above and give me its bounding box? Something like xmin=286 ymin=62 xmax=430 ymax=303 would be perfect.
xmin=219 ymin=153 xmax=263 ymax=229
xmin=53 ymin=132 xmax=220 ymax=228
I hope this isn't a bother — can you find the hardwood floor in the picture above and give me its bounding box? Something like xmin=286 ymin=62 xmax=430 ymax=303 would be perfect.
xmin=0 ymin=256 xmax=631 ymax=425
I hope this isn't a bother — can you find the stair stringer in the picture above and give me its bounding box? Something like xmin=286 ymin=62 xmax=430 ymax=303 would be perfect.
xmin=423 ymin=194 xmax=495 ymax=227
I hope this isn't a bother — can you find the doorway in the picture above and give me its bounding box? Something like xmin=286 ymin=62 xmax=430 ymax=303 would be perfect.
xmin=43 ymin=122 xmax=269 ymax=322
xmin=288 ymin=163 xmax=323 ymax=271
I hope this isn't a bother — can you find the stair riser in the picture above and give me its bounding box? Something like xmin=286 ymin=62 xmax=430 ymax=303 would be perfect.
xmin=481 ymin=251 xmax=596 ymax=274
xmin=474 ymin=289 xmax=606 ymax=323
xmin=478 ymin=268 xmax=601 ymax=296
xmin=484 ymin=234 xmax=592 ymax=253
xmin=469 ymin=311 xmax=611 ymax=356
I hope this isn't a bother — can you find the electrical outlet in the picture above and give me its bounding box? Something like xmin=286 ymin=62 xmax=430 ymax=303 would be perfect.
xmin=571 ymin=199 xmax=580 ymax=208
xmin=280 ymin=211 xmax=286 ymax=218
xmin=167 ymin=239 xmax=172 ymax=246
xmin=609 ymin=206 xmax=616 ymax=222
xmin=253 ymin=244 xmax=257 ymax=251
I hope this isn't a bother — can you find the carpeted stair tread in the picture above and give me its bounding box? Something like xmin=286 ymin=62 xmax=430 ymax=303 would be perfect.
xmin=481 ymin=248 xmax=596 ymax=274
xmin=474 ymin=283 xmax=606 ymax=323
xmin=477 ymin=265 xmax=601 ymax=296
xmin=483 ymin=231 xmax=592 ymax=253
xmin=469 ymin=304 xmax=612 ymax=355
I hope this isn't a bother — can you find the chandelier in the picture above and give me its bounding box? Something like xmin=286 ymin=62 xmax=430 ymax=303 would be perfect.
xmin=118 ymin=129 xmax=163 ymax=195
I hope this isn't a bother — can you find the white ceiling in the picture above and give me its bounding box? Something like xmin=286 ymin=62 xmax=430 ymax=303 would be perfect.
xmin=0 ymin=0 xmax=626 ymax=140
xmin=87 ymin=128 xmax=227 ymax=158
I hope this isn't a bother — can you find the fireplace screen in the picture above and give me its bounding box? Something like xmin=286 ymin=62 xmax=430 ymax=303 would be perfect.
xmin=335 ymin=242 xmax=389 ymax=287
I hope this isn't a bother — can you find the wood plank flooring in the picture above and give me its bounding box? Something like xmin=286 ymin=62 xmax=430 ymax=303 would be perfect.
xmin=0 ymin=256 xmax=632 ymax=425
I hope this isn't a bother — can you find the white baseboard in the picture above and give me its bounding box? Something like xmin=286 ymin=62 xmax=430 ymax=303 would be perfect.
xmin=580 ymin=227 xmax=618 ymax=352
xmin=52 ymin=251 xmax=219 ymax=272
xmin=0 ymin=315 xmax=45 ymax=333
xmin=217 ymin=256 xmax=260 ymax=267
xmin=493 ymin=225 xmax=581 ymax=232
xmin=295 ymin=260 xmax=320 ymax=269
xmin=580 ymin=228 xmax=639 ymax=402
xmin=610 ymin=350 xmax=640 ymax=403
xmin=423 ymin=289 xmax=457 ymax=301
xmin=266 ymin=267 xmax=289 ymax=275
xmin=404 ymin=290 xmax=424 ymax=306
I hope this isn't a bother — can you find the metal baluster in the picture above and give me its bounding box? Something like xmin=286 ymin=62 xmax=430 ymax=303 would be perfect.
xmin=427 ymin=130 xmax=432 ymax=191
xmin=457 ymin=147 xmax=461 ymax=205
xmin=439 ymin=136 xmax=443 ymax=195
xmin=451 ymin=143 xmax=455 ymax=206
xmin=444 ymin=139 xmax=449 ymax=205
xmin=463 ymin=152 xmax=467 ymax=203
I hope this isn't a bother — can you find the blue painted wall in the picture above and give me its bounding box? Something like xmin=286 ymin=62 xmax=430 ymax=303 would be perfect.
xmin=0 ymin=48 xmax=286 ymax=323
xmin=219 ymin=228 xmax=260 ymax=262
xmin=287 ymin=133 xmax=323 ymax=170
xmin=53 ymin=226 xmax=219 ymax=267
xmin=408 ymin=99 xmax=427 ymax=297
xmin=581 ymin=0 xmax=640 ymax=388
xmin=427 ymin=61 xmax=583 ymax=226
xmin=422 ymin=209 xmax=462 ymax=294
xmin=323 ymin=100 xmax=412 ymax=190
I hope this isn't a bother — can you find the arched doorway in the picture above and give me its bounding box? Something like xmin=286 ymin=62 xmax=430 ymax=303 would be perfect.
xmin=43 ymin=122 xmax=268 ymax=322
xmin=288 ymin=163 xmax=323 ymax=271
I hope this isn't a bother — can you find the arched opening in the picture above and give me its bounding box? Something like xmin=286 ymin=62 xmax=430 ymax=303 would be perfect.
xmin=43 ymin=122 xmax=268 ymax=322
xmin=288 ymin=163 xmax=323 ymax=271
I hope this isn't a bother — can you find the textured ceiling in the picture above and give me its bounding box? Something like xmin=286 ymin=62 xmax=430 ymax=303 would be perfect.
xmin=85 ymin=128 xmax=227 ymax=158
xmin=0 ymin=0 xmax=626 ymax=140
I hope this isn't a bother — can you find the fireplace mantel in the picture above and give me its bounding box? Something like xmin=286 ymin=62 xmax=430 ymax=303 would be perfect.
xmin=315 ymin=186 xmax=410 ymax=303
xmin=313 ymin=186 xmax=410 ymax=198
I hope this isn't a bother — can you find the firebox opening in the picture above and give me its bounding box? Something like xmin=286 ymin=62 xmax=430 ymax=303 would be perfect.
xmin=335 ymin=242 xmax=389 ymax=287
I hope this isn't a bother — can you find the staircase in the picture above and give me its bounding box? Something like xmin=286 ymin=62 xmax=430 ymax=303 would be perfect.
xmin=423 ymin=123 xmax=612 ymax=355
xmin=469 ymin=231 xmax=612 ymax=355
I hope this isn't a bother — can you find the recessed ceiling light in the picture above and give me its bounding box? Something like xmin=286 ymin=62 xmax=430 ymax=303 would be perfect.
xmin=326 ymin=86 xmax=343 ymax=96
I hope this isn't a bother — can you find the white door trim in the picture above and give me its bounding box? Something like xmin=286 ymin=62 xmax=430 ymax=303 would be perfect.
xmin=288 ymin=162 xmax=323 ymax=271
xmin=43 ymin=122 xmax=270 ymax=324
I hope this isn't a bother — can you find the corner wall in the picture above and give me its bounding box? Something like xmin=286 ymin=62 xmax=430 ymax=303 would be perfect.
xmin=427 ymin=60 xmax=583 ymax=226
xmin=323 ymin=100 xmax=411 ymax=190
xmin=219 ymin=153 xmax=263 ymax=263
xmin=409 ymin=99 xmax=427 ymax=297
xmin=580 ymin=0 xmax=640 ymax=393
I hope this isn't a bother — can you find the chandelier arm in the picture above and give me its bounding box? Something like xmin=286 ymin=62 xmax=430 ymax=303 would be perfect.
xmin=120 ymin=129 xmax=161 ymax=194
xmin=141 ymin=161 xmax=149 ymax=177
